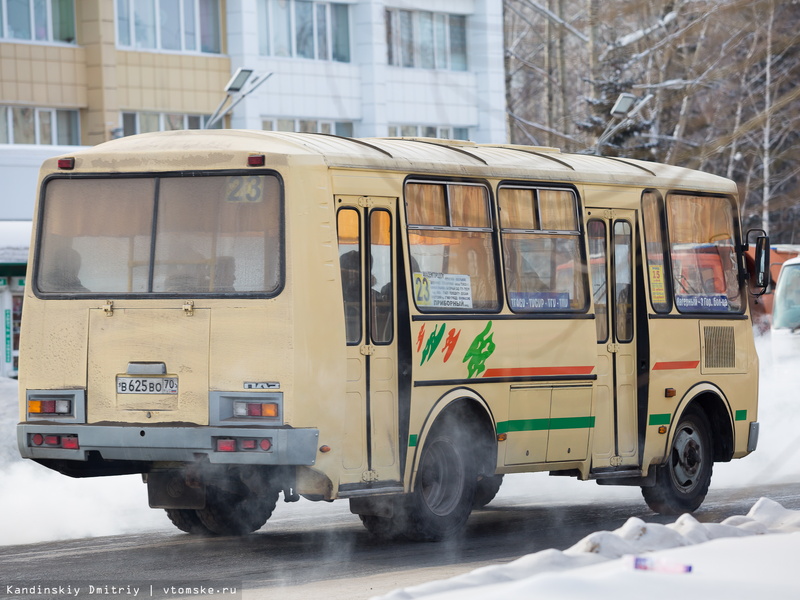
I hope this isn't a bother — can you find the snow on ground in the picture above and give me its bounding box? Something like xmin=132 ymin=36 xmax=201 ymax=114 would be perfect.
xmin=376 ymin=499 xmax=800 ymax=600
xmin=2 ymin=333 xmax=800 ymax=598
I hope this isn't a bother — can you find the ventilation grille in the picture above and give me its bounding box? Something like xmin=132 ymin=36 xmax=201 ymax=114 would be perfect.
xmin=704 ymin=326 xmax=736 ymax=369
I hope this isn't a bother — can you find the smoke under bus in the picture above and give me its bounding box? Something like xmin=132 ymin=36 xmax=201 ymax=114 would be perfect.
xmin=17 ymin=131 xmax=768 ymax=540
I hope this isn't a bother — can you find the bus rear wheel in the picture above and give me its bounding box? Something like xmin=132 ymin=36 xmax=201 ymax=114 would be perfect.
xmin=195 ymin=470 xmax=280 ymax=536
xmin=642 ymin=408 xmax=713 ymax=515
xmin=165 ymin=508 xmax=213 ymax=535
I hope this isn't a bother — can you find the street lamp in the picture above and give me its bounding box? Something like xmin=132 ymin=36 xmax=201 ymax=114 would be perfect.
xmin=204 ymin=68 xmax=273 ymax=129
xmin=594 ymin=93 xmax=652 ymax=155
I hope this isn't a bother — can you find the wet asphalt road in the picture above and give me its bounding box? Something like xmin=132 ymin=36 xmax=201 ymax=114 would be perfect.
xmin=2 ymin=479 xmax=799 ymax=599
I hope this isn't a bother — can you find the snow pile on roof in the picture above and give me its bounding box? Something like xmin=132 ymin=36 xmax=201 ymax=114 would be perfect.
xmin=0 ymin=220 xmax=31 ymax=264
xmin=378 ymin=498 xmax=800 ymax=600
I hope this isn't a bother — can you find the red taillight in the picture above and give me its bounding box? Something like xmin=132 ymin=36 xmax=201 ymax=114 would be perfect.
xmin=247 ymin=154 xmax=266 ymax=167
xmin=240 ymin=439 xmax=257 ymax=450
xmin=62 ymin=436 xmax=80 ymax=450
xmin=31 ymin=433 xmax=44 ymax=446
xmin=246 ymin=403 xmax=262 ymax=417
xmin=44 ymin=435 xmax=60 ymax=446
xmin=58 ymin=157 xmax=75 ymax=170
xmin=260 ymin=438 xmax=272 ymax=451
xmin=217 ymin=439 xmax=236 ymax=452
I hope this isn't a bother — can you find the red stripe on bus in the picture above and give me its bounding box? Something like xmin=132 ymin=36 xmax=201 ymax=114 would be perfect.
xmin=652 ymin=361 xmax=700 ymax=370
xmin=482 ymin=366 xmax=595 ymax=378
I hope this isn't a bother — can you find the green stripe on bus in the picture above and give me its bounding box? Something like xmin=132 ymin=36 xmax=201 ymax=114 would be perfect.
xmin=648 ymin=413 xmax=671 ymax=426
xmin=496 ymin=416 xmax=595 ymax=434
xmin=409 ymin=434 xmax=418 ymax=447
xmin=735 ymin=410 xmax=748 ymax=421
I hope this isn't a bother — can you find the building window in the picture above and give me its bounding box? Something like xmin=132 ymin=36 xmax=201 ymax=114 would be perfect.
xmin=0 ymin=106 xmax=80 ymax=145
xmin=387 ymin=125 xmax=469 ymax=140
xmin=0 ymin=0 xmax=75 ymax=43
xmin=116 ymin=0 xmax=221 ymax=53
xmin=262 ymin=117 xmax=354 ymax=137
xmin=121 ymin=111 xmax=216 ymax=136
xmin=257 ymin=0 xmax=350 ymax=62
xmin=385 ymin=9 xmax=467 ymax=71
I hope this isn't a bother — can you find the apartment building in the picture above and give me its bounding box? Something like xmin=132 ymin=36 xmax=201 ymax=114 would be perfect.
xmin=1 ymin=0 xmax=506 ymax=145
xmin=0 ymin=0 xmax=507 ymax=376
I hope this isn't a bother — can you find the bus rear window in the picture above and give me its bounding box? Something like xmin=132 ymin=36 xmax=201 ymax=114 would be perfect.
xmin=667 ymin=194 xmax=742 ymax=314
xmin=36 ymin=174 xmax=283 ymax=296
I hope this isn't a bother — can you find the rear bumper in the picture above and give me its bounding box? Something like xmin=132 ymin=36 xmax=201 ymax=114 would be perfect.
xmin=17 ymin=423 xmax=319 ymax=466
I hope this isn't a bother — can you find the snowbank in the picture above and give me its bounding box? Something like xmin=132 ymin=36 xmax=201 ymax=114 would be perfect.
xmin=377 ymin=498 xmax=800 ymax=600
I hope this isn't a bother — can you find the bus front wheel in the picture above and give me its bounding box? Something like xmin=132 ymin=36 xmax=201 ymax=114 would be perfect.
xmin=404 ymin=425 xmax=477 ymax=541
xmin=473 ymin=474 xmax=503 ymax=509
xmin=642 ymin=408 xmax=713 ymax=515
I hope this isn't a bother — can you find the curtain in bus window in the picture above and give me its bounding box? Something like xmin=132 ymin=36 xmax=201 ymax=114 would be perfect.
xmin=370 ymin=211 xmax=393 ymax=344
xmin=406 ymin=183 xmax=446 ymax=226
xmin=37 ymin=178 xmax=154 ymax=293
xmin=449 ymin=184 xmax=489 ymax=228
xmin=338 ymin=209 xmax=361 ymax=344
xmin=498 ymin=188 xmax=537 ymax=230
xmin=642 ymin=192 xmax=671 ymax=313
xmin=587 ymin=220 xmax=608 ymax=342
xmin=154 ymin=175 xmax=281 ymax=294
xmin=539 ymin=189 xmax=578 ymax=231
xmin=614 ymin=221 xmax=633 ymax=343
xmin=667 ymin=194 xmax=742 ymax=313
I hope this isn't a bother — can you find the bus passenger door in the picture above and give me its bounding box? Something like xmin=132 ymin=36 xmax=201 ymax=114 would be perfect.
xmin=587 ymin=210 xmax=639 ymax=471
xmin=336 ymin=197 xmax=401 ymax=488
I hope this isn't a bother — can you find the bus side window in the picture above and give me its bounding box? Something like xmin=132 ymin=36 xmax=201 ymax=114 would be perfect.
xmin=406 ymin=182 xmax=499 ymax=312
xmin=587 ymin=220 xmax=608 ymax=342
xmin=337 ymin=209 xmax=362 ymax=344
xmin=370 ymin=210 xmax=393 ymax=344
xmin=498 ymin=186 xmax=587 ymax=313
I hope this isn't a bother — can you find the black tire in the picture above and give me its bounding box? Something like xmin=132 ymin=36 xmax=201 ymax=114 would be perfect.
xmin=473 ymin=474 xmax=503 ymax=509
xmin=165 ymin=508 xmax=213 ymax=535
xmin=196 ymin=482 xmax=279 ymax=536
xmin=358 ymin=513 xmax=404 ymax=540
xmin=403 ymin=426 xmax=477 ymax=541
xmin=642 ymin=408 xmax=713 ymax=515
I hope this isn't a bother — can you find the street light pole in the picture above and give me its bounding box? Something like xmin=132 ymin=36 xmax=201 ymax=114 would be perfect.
xmin=204 ymin=68 xmax=273 ymax=129
xmin=594 ymin=93 xmax=653 ymax=155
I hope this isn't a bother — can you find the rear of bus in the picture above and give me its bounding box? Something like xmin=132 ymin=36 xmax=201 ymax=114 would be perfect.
xmin=16 ymin=133 xmax=324 ymax=535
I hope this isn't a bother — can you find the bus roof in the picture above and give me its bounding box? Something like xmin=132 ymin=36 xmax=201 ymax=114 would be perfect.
xmin=44 ymin=130 xmax=737 ymax=193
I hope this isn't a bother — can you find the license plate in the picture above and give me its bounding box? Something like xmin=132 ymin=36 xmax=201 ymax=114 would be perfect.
xmin=117 ymin=376 xmax=178 ymax=395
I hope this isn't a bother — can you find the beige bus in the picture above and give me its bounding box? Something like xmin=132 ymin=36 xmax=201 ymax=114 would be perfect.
xmin=17 ymin=131 xmax=768 ymax=540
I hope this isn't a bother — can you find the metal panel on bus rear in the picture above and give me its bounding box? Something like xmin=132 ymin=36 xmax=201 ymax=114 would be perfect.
xmin=86 ymin=308 xmax=210 ymax=425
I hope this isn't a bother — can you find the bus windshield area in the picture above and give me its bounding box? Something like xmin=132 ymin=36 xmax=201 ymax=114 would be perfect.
xmin=35 ymin=174 xmax=283 ymax=296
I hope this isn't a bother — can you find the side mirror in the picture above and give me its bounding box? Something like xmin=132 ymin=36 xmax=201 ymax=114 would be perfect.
xmin=744 ymin=228 xmax=770 ymax=296
xmin=754 ymin=235 xmax=770 ymax=292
